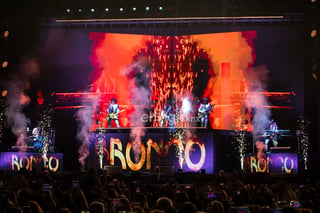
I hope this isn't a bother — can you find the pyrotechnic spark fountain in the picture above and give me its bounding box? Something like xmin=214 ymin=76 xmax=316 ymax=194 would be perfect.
xmin=170 ymin=127 xmax=186 ymax=169
xmin=167 ymin=137 xmax=185 ymax=170
xmin=37 ymin=104 xmax=55 ymax=165
xmin=95 ymin=133 xmax=107 ymax=170
xmin=297 ymin=116 xmax=310 ymax=170
xmin=232 ymin=119 xmax=248 ymax=170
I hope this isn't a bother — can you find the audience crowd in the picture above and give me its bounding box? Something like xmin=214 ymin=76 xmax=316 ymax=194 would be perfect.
xmin=0 ymin=166 xmax=319 ymax=213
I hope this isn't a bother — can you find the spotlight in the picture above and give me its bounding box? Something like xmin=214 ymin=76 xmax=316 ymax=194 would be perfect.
xmin=159 ymin=6 xmax=163 ymax=10
xmin=91 ymin=8 xmax=95 ymax=12
xmin=311 ymin=29 xmax=317 ymax=38
xmin=66 ymin=9 xmax=71 ymax=13
xmin=1 ymin=90 xmax=7 ymax=97
xmin=132 ymin=7 xmax=136 ymax=11
xmin=182 ymin=97 xmax=191 ymax=114
xmin=78 ymin=9 xmax=82 ymax=12
xmin=105 ymin=8 xmax=109 ymax=12
xmin=120 ymin=8 xmax=124 ymax=12
xmin=146 ymin=6 xmax=150 ymax=11
xmin=312 ymin=72 xmax=318 ymax=80
xmin=2 ymin=61 xmax=8 ymax=68
xmin=3 ymin=30 xmax=9 ymax=38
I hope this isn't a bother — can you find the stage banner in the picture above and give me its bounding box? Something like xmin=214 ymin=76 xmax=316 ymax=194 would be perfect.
xmin=0 ymin=152 xmax=63 ymax=172
xmin=245 ymin=153 xmax=298 ymax=174
xmin=90 ymin=131 xmax=214 ymax=173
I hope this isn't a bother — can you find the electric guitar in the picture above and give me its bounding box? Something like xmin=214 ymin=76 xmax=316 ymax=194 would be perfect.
xmin=106 ymin=109 xmax=125 ymax=121
xmin=197 ymin=104 xmax=215 ymax=118
xmin=161 ymin=113 xmax=169 ymax=122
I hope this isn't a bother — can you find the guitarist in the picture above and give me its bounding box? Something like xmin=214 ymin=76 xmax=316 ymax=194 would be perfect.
xmin=160 ymin=99 xmax=178 ymax=128
xmin=198 ymin=97 xmax=213 ymax=128
xmin=107 ymin=98 xmax=120 ymax=128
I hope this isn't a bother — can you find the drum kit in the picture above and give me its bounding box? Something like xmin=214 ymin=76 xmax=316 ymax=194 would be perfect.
xmin=17 ymin=127 xmax=55 ymax=153
xmin=29 ymin=136 xmax=44 ymax=152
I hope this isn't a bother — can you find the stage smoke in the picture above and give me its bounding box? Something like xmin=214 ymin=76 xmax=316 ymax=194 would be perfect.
xmin=244 ymin=65 xmax=271 ymax=158
xmin=123 ymin=56 xmax=151 ymax=163
xmin=5 ymin=58 xmax=39 ymax=140
xmin=255 ymin=141 xmax=266 ymax=159
xmin=76 ymin=91 xmax=99 ymax=171
xmin=244 ymin=65 xmax=271 ymax=135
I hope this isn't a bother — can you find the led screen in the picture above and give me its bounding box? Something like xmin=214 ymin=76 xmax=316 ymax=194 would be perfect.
xmin=88 ymin=32 xmax=255 ymax=131
xmin=89 ymin=132 xmax=214 ymax=173
xmin=40 ymin=28 xmax=303 ymax=132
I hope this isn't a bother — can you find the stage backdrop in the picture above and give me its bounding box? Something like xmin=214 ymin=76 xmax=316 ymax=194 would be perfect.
xmin=40 ymin=29 xmax=303 ymax=132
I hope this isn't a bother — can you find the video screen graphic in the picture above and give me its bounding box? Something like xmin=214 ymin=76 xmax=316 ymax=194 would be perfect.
xmin=90 ymin=132 xmax=214 ymax=173
xmin=43 ymin=29 xmax=302 ymax=133
xmin=87 ymin=32 xmax=265 ymax=130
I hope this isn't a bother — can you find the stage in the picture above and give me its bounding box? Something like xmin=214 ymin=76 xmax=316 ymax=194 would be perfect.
xmin=0 ymin=127 xmax=300 ymax=175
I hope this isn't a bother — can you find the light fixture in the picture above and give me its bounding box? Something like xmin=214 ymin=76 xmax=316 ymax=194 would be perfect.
xmin=1 ymin=90 xmax=7 ymax=97
xmin=91 ymin=8 xmax=95 ymax=12
xmin=311 ymin=29 xmax=317 ymax=38
xmin=133 ymin=7 xmax=136 ymax=11
xmin=66 ymin=9 xmax=71 ymax=13
xmin=146 ymin=6 xmax=150 ymax=11
xmin=3 ymin=30 xmax=9 ymax=38
xmin=78 ymin=9 xmax=82 ymax=12
xmin=159 ymin=6 xmax=163 ymax=10
xmin=105 ymin=8 xmax=109 ymax=12
xmin=312 ymin=72 xmax=318 ymax=80
xmin=120 ymin=8 xmax=124 ymax=12
xmin=2 ymin=61 xmax=8 ymax=68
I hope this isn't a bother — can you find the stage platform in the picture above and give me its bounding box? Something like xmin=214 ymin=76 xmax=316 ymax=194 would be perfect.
xmin=0 ymin=152 xmax=63 ymax=173
xmin=86 ymin=128 xmax=299 ymax=175
xmin=0 ymin=128 xmax=299 ymax=175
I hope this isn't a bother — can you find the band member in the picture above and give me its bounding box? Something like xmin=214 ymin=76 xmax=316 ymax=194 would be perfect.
xmin=265 ymin=134 xmax=278 ymax=153
xmin=269 ymin=119 xmax=278 ymax=132
xmin=265 ymin=119 xmax=279 ymax=152
xmin=31 ymin=126 xmax=44 ymax=152
xmin=107 ymin=98 xmax=120 ymax=128
xmin=161 ymin=99 xmax=178 ymax=128
xmin=198 ymin=97 xmax=213 ymax=127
